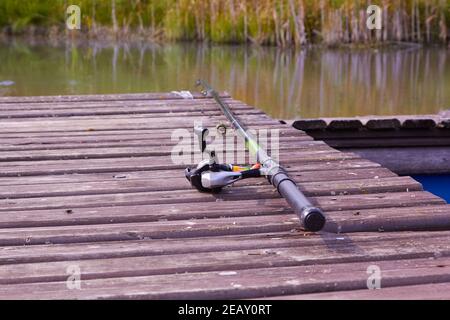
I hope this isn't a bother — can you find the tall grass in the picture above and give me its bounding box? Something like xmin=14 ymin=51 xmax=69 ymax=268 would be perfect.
xmin=0 ymin=0 xmax=448 ymax=45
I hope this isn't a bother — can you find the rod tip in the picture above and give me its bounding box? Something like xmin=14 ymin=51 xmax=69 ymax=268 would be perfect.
xmin=302 ymin=207 xmax=326 ymax=232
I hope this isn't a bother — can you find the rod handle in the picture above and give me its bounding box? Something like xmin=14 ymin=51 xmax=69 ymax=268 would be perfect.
xmin=300 ymin=207 xmax=326 ymax=232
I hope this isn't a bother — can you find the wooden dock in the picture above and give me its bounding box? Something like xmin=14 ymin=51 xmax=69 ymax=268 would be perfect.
xmin=0 ymin=93 xmax=449 ymax=299
xmin=293 ymin=113 xmax=450 ymax=175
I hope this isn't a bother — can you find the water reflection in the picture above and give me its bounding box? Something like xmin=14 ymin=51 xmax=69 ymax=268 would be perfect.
xmin=0 ymin=40 xmax=448 ymax=119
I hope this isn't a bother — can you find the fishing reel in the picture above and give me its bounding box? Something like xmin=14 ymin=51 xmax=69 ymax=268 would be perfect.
xmin=185 ymin=125 xmax=261 ymax=193
xmin=184 ymin=156 xmax=261 ymax=193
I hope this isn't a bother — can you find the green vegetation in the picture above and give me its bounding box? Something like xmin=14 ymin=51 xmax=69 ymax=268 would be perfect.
xmin=0 ymin=0 xmax=449 ymax=45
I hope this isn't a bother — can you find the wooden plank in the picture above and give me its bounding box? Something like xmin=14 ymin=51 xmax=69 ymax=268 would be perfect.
xmin=0 ymin=194 xmax=444 ymax=245
xmin=0 ymin=185 xmax=433 ymax=231
xmin=0 ymin=138 xmax=320 ymax=153
xmin=322 ymin=137 xmax=450 ymax=148
xmin=0 ymin=192 xmax=442 ymax=230
xmin=364 ymin=118 xmax=402 ymax=130
xmin=0 ymin=102 xmax=258 ymax=115
xmin=304 ymin=128 xmax=450 ymax=140
xmin=1 ymin=256 xmax=450 ymax=299
xmin=4 ymin=165 xmax=398 ymax=199
xmin=0 ymin=159 xmax=380 ymax=181
xmin=0 ymin=152 xmax=359 ymax=177
xmin=0 ymin=96 xmax=239 ymax=110
xmin=0 ymin=176 xmax=423 ymax=211
xmin=0 ymin=148 xmax=341 ymax=168
xmin=0 ymin=127 xmax=309 ymax=143
xmin=0 ymin=158 xmax=380 ymax=180
xmin=292 ymin=118 xmax=363 ymax=131
xmin=0 ymin=105 xmax=263 ymax=119
xmin=0 ymin=215 xmax=302 ymax=246
xmin=0 ymin=141 xmax=330 ymax=162
xmin=292 ymin=115 xmax=441 ymax=131
xmin=260 ymin=282 xmax=450 ymax=300
xmin=0 ymin=92 xmax=230 ymax=104
xmin=0 ymin=99 xmax=249 ymax=113
xmin=0 ymin=111 xmax=274 ymax=124
xmin=0 ymin=133 xmax=312 ymax=148
xmin=2 ymin=230 xmax=449 ymax=265
xmin=0 ymin=112 xmax=274 ymax=126
xmin=325 ymin=205 xmax=450 ymax=233
xmin=292 ymin=119 xmax=327 ymax=131
xmin=1 ymin=231 xmax=450 ymax=285
xmin=326 ymin=119 xmax=363 ymax=131
xmin=0 ymin=167 xmax=396 ymax=187
xmin=0 ymin=149 xmax=344 ymax=169
xmin=0 ymin=114 xmax=280 ymax=133
xmin=401 ymin=118 xmax=437 ymax=129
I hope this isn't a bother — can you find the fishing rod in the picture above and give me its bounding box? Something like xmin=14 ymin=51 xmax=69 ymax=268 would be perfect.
xmin=185 ymin=80 xmax=326 ymax=232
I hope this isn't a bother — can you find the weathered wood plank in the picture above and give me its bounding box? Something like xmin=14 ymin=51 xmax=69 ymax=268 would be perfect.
xmin=0 ymin=135 xmax=313 ymax=152
xmin=0 ymin=152 xmax=359 ymax=177
xmin=0 ymin=99 xmax=250 ymax=113
xmin=292 ymin=119 xmax=327 ymax=131
xmin=0 ymin=92 xmax=230 ymax=104
xmin=0 ymin=175 xmax=422 ymax=199
xmin=0 ymin=142 xmax=330 ymax=162
xmin=322 ymin=137 xmax=450 ymax=148
xmin=0 ymin=194 xmax=444 ymax=245
xmin=1 ymin=232 xmax=450 ymax=285
xmin=292 ymin=118 xmax=363 ymax=131
xmin=0 ymin=159 xmax=381 ymax=182
xmin=0 ymin=105 xmax=263 ymax=120
xmin=0 ymin=183 xmax=437 ymax=230
xmin=0 ymin=176 xmax=423 ymax=211
xmin=0 ymin=214 xmax=302 ymax=246
xmin=2 ymin=230 xmax=449 ymax=265
xmin=292 ymin=115 xmax=441 ymax=131
xmin=260 ymin=282 xmax=450 ymax=300
xmin=0 ymin=110 xmax=282 ymax=133
xmin=325 ymin=205 xmax=450 ymax=233
xmin=0 ymin=167 xmax=396 ymax=188
xmin=0 ymin=111 xmax=274 ymax=125
xmin=0 ymin=256 xmax=450 ymax=299
xmin=0 ymin=126 xmax=309 ymax=141
xmin=401 ymin=118 xmax=437 ymax=129
xmin=0 ymin=114 xmax=277 ymax=132
xmin=0 ymin=192 xmax=442 ymax=230
xmin=0 ymin=96 xmax=236 ymax=110
xmin=293 ymin=116 xmax=404 ymax=132
xmin=304 ymin=128 xmax=450 ymax=140
xmin=364 ymin=118 xmax=402 ymax=130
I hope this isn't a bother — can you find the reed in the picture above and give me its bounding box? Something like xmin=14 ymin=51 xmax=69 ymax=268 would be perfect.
xmin=0 ymin=0 xmax=448 ymax=45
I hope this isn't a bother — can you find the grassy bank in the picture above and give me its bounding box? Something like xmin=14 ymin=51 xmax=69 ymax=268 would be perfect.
xmin=0 ymin=0 xmax=449 ymax=46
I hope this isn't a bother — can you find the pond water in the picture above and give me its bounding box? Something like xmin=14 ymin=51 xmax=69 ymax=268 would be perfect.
xmin=412 ymin=175 xmax=450 ymax=203
xmin=0 ymin=40 xmax=449 ymax=119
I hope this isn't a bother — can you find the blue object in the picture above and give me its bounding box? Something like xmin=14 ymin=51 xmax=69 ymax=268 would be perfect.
xmin=0 ymin=80 xmax=14 ymax=86
xmin=412 ymin=175 xmax=450 ymax=203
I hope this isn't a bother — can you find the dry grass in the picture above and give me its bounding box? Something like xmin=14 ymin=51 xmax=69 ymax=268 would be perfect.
xmin=0 ymin=0 xmax=448 ymax=45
